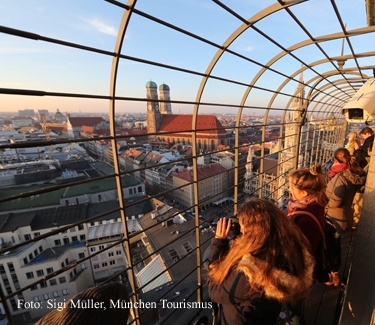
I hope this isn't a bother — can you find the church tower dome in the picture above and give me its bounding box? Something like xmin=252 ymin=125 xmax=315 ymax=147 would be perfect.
xmin=146 ymin=80 xmax=161 ymax=139
xmin=159 ymin=83 xmax=172 ymax=114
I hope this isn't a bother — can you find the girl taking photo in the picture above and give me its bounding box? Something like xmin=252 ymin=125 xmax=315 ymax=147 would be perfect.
xmin=207 ymin=198 xmax=314 ymax=325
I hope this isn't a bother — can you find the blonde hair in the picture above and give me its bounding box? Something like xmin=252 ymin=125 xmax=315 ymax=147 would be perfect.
xmin=348 ymin=131 xmax=359 ymax=142
xmin=289 ymin=164 xmax=329 ymax=207
xmin=208 ymin=199 xmax=309 ymax=285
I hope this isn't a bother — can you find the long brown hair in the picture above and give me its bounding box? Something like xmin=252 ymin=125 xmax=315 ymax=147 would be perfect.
xmin=289 ymin=165 xmax=329 ymax=207
xmin=334 ymin=148 xmax=362 ymax=174
xmin=208 ymin=198 xmax=309 ymax=285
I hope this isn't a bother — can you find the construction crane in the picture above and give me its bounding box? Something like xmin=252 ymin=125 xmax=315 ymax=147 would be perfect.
xmin=42 ymin=115 xmax=54 ymax=153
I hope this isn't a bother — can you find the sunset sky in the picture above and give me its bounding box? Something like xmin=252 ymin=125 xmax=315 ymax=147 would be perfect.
xmin=0 ymin=0 xmax=371 ymax=116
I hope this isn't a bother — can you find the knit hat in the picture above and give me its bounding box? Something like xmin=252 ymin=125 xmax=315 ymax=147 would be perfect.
xmin=35 ymin=282 xmax=130 ymax=325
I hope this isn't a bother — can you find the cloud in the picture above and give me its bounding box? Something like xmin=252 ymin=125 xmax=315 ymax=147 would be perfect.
xmin=245 ymin=46 xmax=255 ymax=52
xmin=82 ymin=17 xmax=117 ymax=36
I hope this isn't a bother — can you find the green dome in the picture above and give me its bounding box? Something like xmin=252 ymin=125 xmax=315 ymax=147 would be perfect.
xmin=159 ymin=83 xmax=170 ymax=91
xmin=145 ymin=81 xmax=157 ymax=88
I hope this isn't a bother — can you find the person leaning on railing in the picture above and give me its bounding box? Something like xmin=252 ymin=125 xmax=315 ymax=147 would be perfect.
xmin=325 ymin=148 xmax=366 ymax=286
xmin=207 ymin=198 xmax=314 ymax=325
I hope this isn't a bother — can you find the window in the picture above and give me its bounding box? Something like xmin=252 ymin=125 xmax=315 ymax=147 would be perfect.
xmin=36 ymin=270 xmax=44 ymax=277
xmin=61 ymin=262 xmax=65 ymax=268
xmin=10 ymin=298 xmax=18 ymax=312
xmin=23 ymin=258 xmax=28 ymax=265
xmin=81 ymin=263 xmax=87 ymax=270
xmin=59 ymin=277 xmax=66 ymax=284
xmin=43 ymin=293 xmax=51 ymax=300
xmin=102 ymin=262 xmax=107 ymax=267
xmin=7 ymin=263 xmax=15 ymax=272
xmin=94 ymin=264 xmax=100 ymax=269
xmin=70 ymin=227 xmax=76 ymax=233
xmin=30 ymin=284 xmax=38 ymax=291
xmin=49 ymin=279 xmax=57 ymax=286
xmin=71 ymin=236 xmax=78 ymax=242
xmin=54 ymin=239 xmax=61 ymax=246
xmin=90 ymin=222 xmax=95 ymax=226
xmin=46 ymin=267 xmax=54 ymax=274
xmin=108 ymin=252 xmax=114 ymax=257
xmin=98 ymin=194 xmax=102 ymax=202
xmin=33 ymin=296 xmax=41 ymax=302
xmin=129 ymin=188 xmax=133 ymax=195
xmin=29 ymin=253 xmax=33 ymax=261
xmin=26 ymin=272 xmax=34 ymax=279
xmin=53 ymin=291 xmax=60 ymax=298
xmin=78 ymin=224 xmax=84 ymax=231
xmin=99 ymin=245 xmax=104 ymax=250
xmin=78 ymin=253 xmax=85 ymax=259
xmin=34 ymin=232 xmax=40 ymax=237
xmin=110 ymin=260 xmax=115 ymax=265
xmin=138 ymin=186 xmax=142 ymax=193
xmin=116 ymin=250 xmax=122 ymax=255
xmin=62 ymin=289 xmax=69 ymax=296
xmin=92 ymin=255 xmax=98 ymax=261
xmin=40 ymin=281 xmax=47 ymax=288
xmin=80 ymin=234 xmax=86 ymax=241
xmin=24 ymin=234 xmax=31 ymax=241
xmin=65 ymin=200 xmax=69 ymax=206
xmin=34 ymin=249 xmax=38 ymax=256
xmin=39 ymin=246 xmax=43 ymax=253
xmin=63 ymin=237 xmax=70 ymax=244
xmin=90 ymin=247 xmax=96 ymax=252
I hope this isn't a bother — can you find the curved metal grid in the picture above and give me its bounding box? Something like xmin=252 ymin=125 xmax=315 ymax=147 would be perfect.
xmin=0 ymin=1 xmax=375 ymax=324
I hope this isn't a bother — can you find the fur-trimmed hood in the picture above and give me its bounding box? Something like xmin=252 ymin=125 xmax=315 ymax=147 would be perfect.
xmin=237 ymin=248 xmax=314 ymax=303
xmin=341 ymin=169 xmax=366 ymax=187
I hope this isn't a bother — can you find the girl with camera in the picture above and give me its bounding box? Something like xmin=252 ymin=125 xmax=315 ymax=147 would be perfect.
xmin=207 ymin=198 xmax=314 ymax=325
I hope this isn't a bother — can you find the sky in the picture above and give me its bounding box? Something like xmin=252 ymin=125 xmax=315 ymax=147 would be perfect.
xmin=0 ymin=0 xmax=373 ymax=117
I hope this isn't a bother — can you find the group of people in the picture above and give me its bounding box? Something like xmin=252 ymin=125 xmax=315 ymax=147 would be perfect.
xmin=207 ymin=127 xmax=372 ymax=325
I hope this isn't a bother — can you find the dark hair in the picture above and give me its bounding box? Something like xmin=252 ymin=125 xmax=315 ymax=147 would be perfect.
xmin=359 ymin=127 xmax=374 ymax=136
xmin=289 ymin=165 xmax=329 ymax=207
xmin=334 ymin=148 xmax=362 ymax=174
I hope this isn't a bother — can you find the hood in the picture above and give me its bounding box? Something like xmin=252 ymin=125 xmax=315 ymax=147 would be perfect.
xmin=341 ymin=169 xmax=366 ymax=186
xmin=237 ymin=248 xmax=314 ymax=303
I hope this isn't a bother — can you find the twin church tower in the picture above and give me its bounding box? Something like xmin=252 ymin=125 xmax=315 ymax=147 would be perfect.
xmin=146 ymin=81 xmax=172 ymax=136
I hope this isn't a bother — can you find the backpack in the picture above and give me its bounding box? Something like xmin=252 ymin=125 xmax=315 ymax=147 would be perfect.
xmin=288 ymin=211 xmax=335 ymax=283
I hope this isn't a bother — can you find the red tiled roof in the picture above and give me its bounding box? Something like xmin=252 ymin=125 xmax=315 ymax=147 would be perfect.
xmin=174 ymin=163 xmax=227 ymax=182
xmin=81 ymin=126 xmax=95 ymax=133
xmin=159 ymin=115 xmax=226 ymax=135
xmin=68 ymin=116 xmax=106 ymax=127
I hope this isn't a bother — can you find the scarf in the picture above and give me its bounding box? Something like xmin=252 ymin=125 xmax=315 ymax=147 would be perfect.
xmin=327 ymin=163 xmax=348 ymax=178
xmin=288 ymin=196 xmax=317 ymax=214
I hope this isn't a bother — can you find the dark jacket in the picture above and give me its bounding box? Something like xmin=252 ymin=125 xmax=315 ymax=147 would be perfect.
xmin=326 ymin=169 xmax=366 ymax=233
xmin=354 ymin=134 xmax=374 ymax=168
xmin=208 ymin=238 xmax=314 ymax=325
xmin=288 ymin=202 xmax=325 ymax=258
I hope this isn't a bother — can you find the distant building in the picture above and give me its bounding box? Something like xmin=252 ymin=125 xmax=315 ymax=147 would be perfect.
xmin=37 ymin=110 xmax=50 ymax=122
xmin=53 ymin=109 xmax=66 ymax=124
xmin=171 ymin=163 xmax=228 ymax=209
xmin=146 ymin=81 xmax=229 ymax=150
xmin=18 ymin=109 xmax=35 ymax=117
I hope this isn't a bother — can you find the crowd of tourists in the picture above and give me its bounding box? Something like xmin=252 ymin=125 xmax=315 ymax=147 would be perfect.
xmin=207 ymin=127 xmax=373 ymax=325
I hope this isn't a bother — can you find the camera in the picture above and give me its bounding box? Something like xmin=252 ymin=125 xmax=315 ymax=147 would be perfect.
xmin=229 ymin=216 xmax=241 ymax=238
xmin=342 ymin=78 xmax=375 ymax=123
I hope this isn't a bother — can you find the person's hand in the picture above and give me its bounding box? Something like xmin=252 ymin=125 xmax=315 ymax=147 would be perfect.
xmin=354 ymin=142 xmax=359 ymax=150
xmin=215 ymin=218 xmax=231 ymax=239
